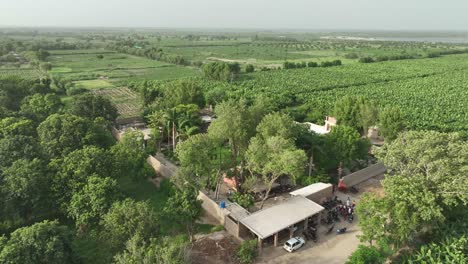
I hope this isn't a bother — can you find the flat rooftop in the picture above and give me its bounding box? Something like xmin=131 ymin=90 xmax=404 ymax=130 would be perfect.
xmin=226 ymin=202 xmax=250 ymax=221
xmin=240 ymin=196 xmax=324 ymax=239
xmin=289 ymin=182 xmax=332 ymax=197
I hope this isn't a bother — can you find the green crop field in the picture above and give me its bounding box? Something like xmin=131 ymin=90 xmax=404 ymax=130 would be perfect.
xmin=48 ymin=49 xmax=200 ymax=82
xmin=74 ymin=79 xmax=115 ymax=89
xmin=201 ymin=54 xmax=468 ymax=133
xmin=0 ymin=67 xmax=44 ymax=79
xmin=92 ymin=87 xmax=142 ymax=118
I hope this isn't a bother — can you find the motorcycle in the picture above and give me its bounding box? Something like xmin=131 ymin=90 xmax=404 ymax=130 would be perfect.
xmin=336 ymin=227 xmax=347 ymax=234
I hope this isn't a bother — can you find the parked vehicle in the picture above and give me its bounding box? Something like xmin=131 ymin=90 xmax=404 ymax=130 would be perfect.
xmin=283 ymin=237 xmax=306 ymax=252
xmin=336 ymin=227 xmax=347 ymax=234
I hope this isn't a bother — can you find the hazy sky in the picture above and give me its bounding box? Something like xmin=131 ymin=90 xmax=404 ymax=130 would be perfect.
xmin=1 ymin=0 xmax=467 ymax=30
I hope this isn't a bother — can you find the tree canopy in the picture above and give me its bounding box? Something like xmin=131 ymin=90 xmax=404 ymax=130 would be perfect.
xmin=67 ymin=94 xmax=118 ymax=122
xmin=0 ymin=220 xmax=76 ymax=264
xmin=37 ymin=114 xmax=113 ymax=158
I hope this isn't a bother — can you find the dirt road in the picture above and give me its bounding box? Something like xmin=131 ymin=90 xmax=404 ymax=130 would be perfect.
xmin=257 ymin=226 xmax=361 ymax=264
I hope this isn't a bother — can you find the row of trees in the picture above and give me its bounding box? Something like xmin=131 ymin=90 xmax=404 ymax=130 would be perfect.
xmin=202 ymin=61 xmax=241 ymax=82
xmin=283 ymin=60 xmax=341 ymax=69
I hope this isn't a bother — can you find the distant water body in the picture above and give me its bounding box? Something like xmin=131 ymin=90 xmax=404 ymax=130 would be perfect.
xmin=321 ymin=36 xmax=468 ymax=43
xmin=376 ymin=37 xmax=468 ymax=43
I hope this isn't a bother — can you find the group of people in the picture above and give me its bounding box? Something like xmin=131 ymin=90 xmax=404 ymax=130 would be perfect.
xmin=335 ymin=197 xmax=356 ymax=222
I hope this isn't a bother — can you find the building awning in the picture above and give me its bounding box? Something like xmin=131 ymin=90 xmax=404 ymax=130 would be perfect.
xmin=240 ymin=196 xmax=324 ymax=239
xmin=289 ymin=182 xmax=332 ymax=197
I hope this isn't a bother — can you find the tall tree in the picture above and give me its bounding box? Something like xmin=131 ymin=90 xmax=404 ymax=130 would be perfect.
xmin=325 ymin=125 xmax=369 ymax=168
xmin=175 ymin=133 xmax=224 ymax=190
xmin=378 ymin=106 xmax=405 ymax=141
xmin=0 ymin=117 xmax=36 ymax=138
xmin=246 ymin=136 xmax=307 ymax=209
xmin=37 ymin=114 xmax=113 ymax=158
xmin=1 ymin=159 xmax=51 ymax=223
xmin=49 ymin=146 xmax=114 ymax=209
xmin=255 ymin=112 xmax=298 ymax=140
xmin=0 ymin=135 xmax=42 ymax=169
xmin=161 ymin=80 xmax=205 ymax=109
xmin=0 ymin=220 xmax=76 ymax=264
xmin=357 ymin=131 xmax=468 ymax=248
xmin=101 ymin=199 xmax=159 ymax=252
xmin=68 ymin=94 xmax=118 ymax=122
xmin=67 ymin=176 xmax=120 ymax=233
xmin=110 ymin=130 xmax=152 ymax=181
xmin=163 ymin=188 xmax=202 ymax=243
xmin=20 ymin=93 xmax=63 ymax=122
xmin=333 ymin=96 xmax=378 ymax=134
xmin=208 ymin=99 xmax=256 ymax=191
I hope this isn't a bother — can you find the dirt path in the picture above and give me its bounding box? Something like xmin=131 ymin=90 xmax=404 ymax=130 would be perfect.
xmin=257 ymin=191 xmax=365 ymax=264
xmin=257 ymin=224 xmax=361 ymax=264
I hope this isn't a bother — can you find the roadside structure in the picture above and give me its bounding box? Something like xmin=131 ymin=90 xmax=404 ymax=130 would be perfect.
xmin=239 ymin=196 xmax=324 ymax=250
xmin=289 ymin=182 xmax=333 ymax=204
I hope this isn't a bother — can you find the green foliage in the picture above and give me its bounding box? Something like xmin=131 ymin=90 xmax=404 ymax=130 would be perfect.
xmin=325 ymin=125 xmax=369 ymax=168
xmin=0 ymin=135 xmax=41 ymax=169
xmin=358 ymin=131 xmax=467 ymax=250
xmin=0 ymin=117 xmax=36 ymax=138
xmin=246 ymin=135 xmax=307 ymax=208
xmin=67 ymin=93 xmax=118 ymax=122
xmin=359 ymin=57 xmax=375 ymax=63
xmin=111 ymin=130 xmax=153 ymax=181
xmin=203 ymin=61 xmax=237 ymax=81
xmin=114 ymin=234 xmax=189 ymax=264
xmin=377 ymin=130 xmax=467 ymax=205
xmin=346 ymin=245 xmax=385 ymax=264
xmin=230 ymin=192 xmax=254 ymax=209
xmin=20 ymin=93 xmax=63 ymax=122
xmin=236 ymin=240 xmax=258 ymax=264
xmin=245 ymin=64 xmax=255 ymax=73
xmin=37 ymin=114 xmax=113 ymax=158
xmin=255 ymin=112 xmax=298 ymax=140
xmin=163 ymin=188 xmax=202 ymax=242
xmin=297 ymin=173 xmax=331 ymax=186
xmin=379 ymin=106 xmax=405 ymax=141
xmin=68 ymin=176 xmax=120 ymax=232
xmin=101 ymin=199 xmax=159 ymax=252
xmin=175 ymin=133 xmax=221 ymax=190
xmin=355 ymin=193 xmax=388 ymax=244
xmin=333 ymin=96 xmax=378 ymax=133
xmin=49 ymin=146 xmax=114 ymax=208
xmin=1 ymin=158 xmax=51 ymax=224
xmin=401 ymin=236 xmax=468 ymax=263
xmin=0 ymin=220 xmax=76 ymax=264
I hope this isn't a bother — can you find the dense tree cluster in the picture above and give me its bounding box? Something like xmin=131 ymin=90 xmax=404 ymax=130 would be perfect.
xmin=355 ymin=131 xmax=468 ymax=263
xmin=202 ymin=61 xmax=241 ymax=81
xmin=0 ymin=76 xmax=194 ymax=263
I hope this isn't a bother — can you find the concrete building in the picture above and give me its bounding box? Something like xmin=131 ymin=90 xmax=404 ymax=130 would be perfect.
xmin=289 ymin=182 xmax=333 ymax=204
xmin=302 ymin=116 xmax=337 ymax=135
xmin=239 ymin=196 xmax=324 ymax=250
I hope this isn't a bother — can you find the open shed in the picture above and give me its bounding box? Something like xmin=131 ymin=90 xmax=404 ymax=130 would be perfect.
xmin=240 ymin=196 xmax=324 ymax=250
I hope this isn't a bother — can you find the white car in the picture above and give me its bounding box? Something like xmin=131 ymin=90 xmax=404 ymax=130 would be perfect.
xmin=283 ymin=237 xmax=306 ymax=252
